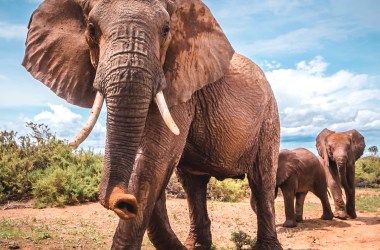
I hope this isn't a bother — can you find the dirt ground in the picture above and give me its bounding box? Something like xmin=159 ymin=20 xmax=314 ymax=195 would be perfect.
xmin=0 ymin=189 xmax=379 ymax=250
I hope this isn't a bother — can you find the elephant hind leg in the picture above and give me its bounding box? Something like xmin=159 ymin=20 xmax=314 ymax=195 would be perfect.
xmin=248 ymin=100 xmax=282 ymax=249
xmin=177 ymin=166 xmax=212 ymax=250
xmin=147 ymin=190 xmax=186 ymax=250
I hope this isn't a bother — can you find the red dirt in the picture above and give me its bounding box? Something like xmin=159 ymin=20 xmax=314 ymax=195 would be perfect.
xmin=0 ymin=189 xmax=379 ymax=249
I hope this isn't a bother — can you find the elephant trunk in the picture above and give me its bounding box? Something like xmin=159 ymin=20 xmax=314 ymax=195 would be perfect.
xmin=97 ymin=34 xmax=161 ymax=219
xmin=336 ymin=157 xmax=348 ymax=187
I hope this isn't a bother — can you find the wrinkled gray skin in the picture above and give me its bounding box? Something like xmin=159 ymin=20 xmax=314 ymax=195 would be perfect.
xmin=22 ymin=0 xmax=282 ymax=249
xmin=276 ymin=148 xmax=333 ymax=228
xmin=316 ymin=129 xmax=365 ymax=220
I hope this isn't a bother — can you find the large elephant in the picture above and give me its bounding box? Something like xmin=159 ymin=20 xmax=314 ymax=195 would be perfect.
xmin=276 ymin=148 xmax=333 ymax=228
xmin=316 ymin=129 xmax=365 ymax=220
xmin=22 ymin=0 xmax=282 ymax=249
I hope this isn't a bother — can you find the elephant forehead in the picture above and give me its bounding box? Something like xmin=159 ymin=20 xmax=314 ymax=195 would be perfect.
xmin=329 ymin=133 xmax=350 ymax=144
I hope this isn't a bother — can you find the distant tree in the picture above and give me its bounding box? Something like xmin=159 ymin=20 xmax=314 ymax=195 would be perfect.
xmin=368 ymin=146 xmax=378 ymax=157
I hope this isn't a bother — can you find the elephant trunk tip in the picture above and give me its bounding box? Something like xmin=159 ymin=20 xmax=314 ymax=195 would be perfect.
xmin=101 ymin=187 xmax=139 ymax=220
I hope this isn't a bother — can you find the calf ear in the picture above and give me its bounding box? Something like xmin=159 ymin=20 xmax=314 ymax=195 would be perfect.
xmin=22 ymin=0 xmax=97 ymax=108
xmin=348 ymin=130 xmax=366 ymax=160
xmin=277 ymin=150 xmax=301 ymax=185
xmin=163 ymin=0 xmax=234 ymax=107
xmin=316 ymin=128 xmax=334 ymax=168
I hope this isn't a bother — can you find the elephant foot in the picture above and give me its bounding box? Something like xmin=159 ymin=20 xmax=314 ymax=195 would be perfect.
xmin=185 ymin=235 xmax=211 ymax=250
xmin=321 ymin=212 xmax=333 ymax=220
xmin=295 ymin=214 xmax=303 ymax=222
xmin=283 ymin=219 xmax=297 ymax=228
xmin=347 ymin=210 xmax=357 ymax=219
xmin=253 ymin=239 xmax=283 ymax=250
xmin=334 ymin=210 xmax=349 ymax=220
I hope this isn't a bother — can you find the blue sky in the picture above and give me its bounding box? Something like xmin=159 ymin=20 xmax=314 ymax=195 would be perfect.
xmin=0 ymin=0 xmax=379 ymax=155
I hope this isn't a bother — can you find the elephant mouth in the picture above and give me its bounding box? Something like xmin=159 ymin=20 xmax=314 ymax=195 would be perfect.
xmin=68 ymin=90 xmax=179 ymax=149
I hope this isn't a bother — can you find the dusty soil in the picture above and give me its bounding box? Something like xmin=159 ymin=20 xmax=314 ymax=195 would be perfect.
xmin=0 ymin=189 xmax=379 ymax=250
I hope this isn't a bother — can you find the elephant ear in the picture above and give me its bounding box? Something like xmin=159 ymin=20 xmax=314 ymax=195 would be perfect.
xmin=22 ymin=0 xmax=96 ymax=108
xmin=348 ymin=129 xmax=366 ymax=160
xmin=277 ymin=150 xmax=301 ymax=185
xmin=316 ymin=128 xmax=335 ymax=168
xmin=163 ymin=0 xmax=234 ymax=107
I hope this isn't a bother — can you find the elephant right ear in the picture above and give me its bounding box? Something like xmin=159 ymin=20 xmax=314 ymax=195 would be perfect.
xmin=163 ymin=0 xmax=234 ymax=107
xmin=316 ymin=128 xmax=335 ymax=167
xmin=22 ymin=0 xmax=97 ymax=108
xmin=348 ymin=129 xmax=366 ymax=160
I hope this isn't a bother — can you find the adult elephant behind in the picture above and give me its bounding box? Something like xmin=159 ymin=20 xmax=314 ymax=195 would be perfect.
xmin=316 ymin=129 xmax=365 ymax=220
xmin=23 ymin=0 xmax=281 ymax=249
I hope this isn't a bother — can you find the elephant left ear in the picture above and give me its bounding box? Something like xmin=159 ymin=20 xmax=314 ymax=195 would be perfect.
xmin=348 ymin=129 xmax=366 ymax=160
xmin=163 ymin=0 xmax=234 ymax=107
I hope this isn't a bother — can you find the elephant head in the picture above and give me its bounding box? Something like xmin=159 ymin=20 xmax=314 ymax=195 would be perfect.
xmin=316 ymin=128 xmax=365 ymax=175
xmin=23 ymin=0 xmax=234 ymax=220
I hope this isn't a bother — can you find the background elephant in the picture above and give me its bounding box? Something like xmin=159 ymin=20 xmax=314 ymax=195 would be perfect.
xmin=22 ymin=0 xmax=282 ymax=249
xmin=276 ymin=148 xmax=333 ymax=227
xmin=316 ymin=129 xmax=365 ymax=220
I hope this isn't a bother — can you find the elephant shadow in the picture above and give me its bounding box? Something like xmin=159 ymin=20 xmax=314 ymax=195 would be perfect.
xmin=276 ymin=218 xmax=350 ymax=233
xmin=354 ymin=216 xmax=380 ymax=226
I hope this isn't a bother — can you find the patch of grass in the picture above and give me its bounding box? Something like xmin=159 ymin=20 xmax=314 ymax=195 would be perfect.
xmin=0 ymin=219 xmax=24 ymax=240
xmin=356 ymin=194 xmax=380 ymax=213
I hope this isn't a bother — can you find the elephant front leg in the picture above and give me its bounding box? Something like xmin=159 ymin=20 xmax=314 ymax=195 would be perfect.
xmin=281 ymin=188 xmax=297 ymax=228
xmin=177 ymin=167 xmax=212 ymax=250
xmin=295 ymin=192 xmax=307 ymax=223
xmin=327 ymin=168 xmax=348 ymax=219
xmin=345 ymin=165 xmax=357 ymax=219
xmin=147 ymin=190 xmax=186 ymax=250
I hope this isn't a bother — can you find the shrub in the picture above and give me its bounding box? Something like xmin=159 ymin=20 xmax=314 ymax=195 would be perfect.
xmin=231 ymin=230 xmax=256 ymax=250
xmin=207 ymin=177 xmax=250 ymax=202
xmin=356 ymin=157 xmax=380 ymax=188
xmin=0 ymin=122 xmax=102 ymax=207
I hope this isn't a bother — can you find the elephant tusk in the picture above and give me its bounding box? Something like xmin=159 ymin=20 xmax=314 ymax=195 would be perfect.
xmin=155 ymin=91 xmax=180 ymax=135
xmin=68 ymin=91 xmax=104 ymax=149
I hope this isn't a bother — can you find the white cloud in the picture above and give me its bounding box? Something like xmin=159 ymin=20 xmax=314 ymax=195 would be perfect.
xmin=267 ymin=56 xmax=380 ymax=142
xmin=34 ymin=104 xmax=82 ymax=125
xmin=0 ymin=22 xmax=27 ymax=40
xmin=245 ymin=25 xmax=350 ymax=55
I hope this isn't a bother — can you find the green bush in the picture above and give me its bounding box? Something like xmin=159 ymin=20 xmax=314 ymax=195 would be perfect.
xmin=166 ymin=175 xmax=250 ymax=202
xmin=0 ymin=122 xmax=102 ymax=207
xmin=207 ymin=177 xmax=250 ymax=202
xmin=356 ymin=157 xmax=380 ymax=188
xmin=231 ymin=230 xmax=257 ymax=250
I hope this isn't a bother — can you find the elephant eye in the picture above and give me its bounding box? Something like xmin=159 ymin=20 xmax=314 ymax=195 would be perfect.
xmin=88 ymin=23 xmax=97 ymax=39
xmin=162 ymin=24 xmax=170 ymax=39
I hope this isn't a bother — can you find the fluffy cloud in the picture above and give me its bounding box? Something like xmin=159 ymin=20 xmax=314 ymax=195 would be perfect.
xmin=0 ymin=22 xmax=27 ymax=40
xmin=266 ymin=56 xmax=380 ymax=151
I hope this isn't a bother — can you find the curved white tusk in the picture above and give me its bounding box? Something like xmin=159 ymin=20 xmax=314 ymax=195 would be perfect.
xmin=155 ymin=91 xmax=180 ymax=135
xmin=69 ymin=91 xmax=104 ymax=149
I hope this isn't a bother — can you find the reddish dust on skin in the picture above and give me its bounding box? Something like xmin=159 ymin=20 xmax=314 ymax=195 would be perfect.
xmin=0 ymin=189 xmax=379 ymax=249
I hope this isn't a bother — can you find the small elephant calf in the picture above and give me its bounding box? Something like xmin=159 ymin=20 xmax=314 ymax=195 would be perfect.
xmin=276 ymin=148 xmax=334 ymax=227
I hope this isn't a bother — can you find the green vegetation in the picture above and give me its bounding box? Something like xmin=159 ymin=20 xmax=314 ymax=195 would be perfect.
xmin=356 ymin=156 xmax=380 ymax=188
xmin=356 ymin=194 xmax=380 ymax=213
xmin=208 ymin=178 xmax=250 ymax=202
xmin=0 ymin=122 xmax=102 ymax=207
xmin=230 ymin=230 xmax=256 ymax=250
